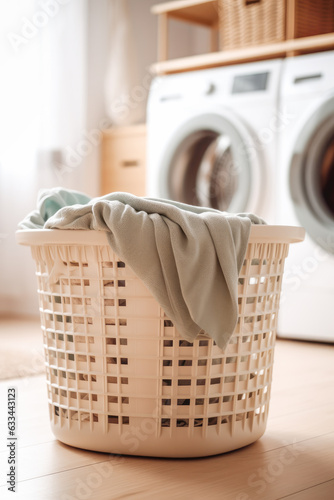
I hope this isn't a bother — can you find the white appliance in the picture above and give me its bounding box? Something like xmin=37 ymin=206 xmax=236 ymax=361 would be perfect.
xmin=147 ymin=60 xmax=283 ymax=223
xmin=277 ymin=50 xmax=334 ymax=342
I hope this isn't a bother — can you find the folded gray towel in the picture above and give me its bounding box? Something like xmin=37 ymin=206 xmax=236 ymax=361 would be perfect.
xmin=19 ymin=188 xmax=265 ymax=350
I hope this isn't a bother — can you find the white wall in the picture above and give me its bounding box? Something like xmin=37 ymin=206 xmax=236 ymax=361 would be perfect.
xmin=127 ymin=0 xmax=209 ymax=121
xmin=75 ymin=0 xmax=210 ymax=197
xmin=0 ymin=0 xmax=208 ymax=318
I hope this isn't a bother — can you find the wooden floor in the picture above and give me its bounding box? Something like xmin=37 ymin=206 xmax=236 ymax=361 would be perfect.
xmin=0 ymin=316 xmax=44 ymax=380
xmin=0 ymin=323 xmax=333 ymax=499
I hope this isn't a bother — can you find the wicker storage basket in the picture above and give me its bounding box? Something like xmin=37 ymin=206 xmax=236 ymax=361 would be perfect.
xmin=17 ymin=226 xmax=304 ymax=458
xmin=294 ymin=0 xmax=334 ymax=39
xmin=219 ymin=0 xmax=334 ymax=51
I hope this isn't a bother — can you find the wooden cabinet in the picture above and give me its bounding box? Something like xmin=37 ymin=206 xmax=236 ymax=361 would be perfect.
xmin=101 ymin=124 xmax=146 ymax=197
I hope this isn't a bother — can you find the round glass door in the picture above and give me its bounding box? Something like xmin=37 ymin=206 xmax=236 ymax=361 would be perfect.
xmin=169 ymin=130 xmax=238 ymax=211
xmin=159 ymin=113 xmax=260 ymax=214
xmin=319 ymin=134 xmax=334 ymax=218
xmin=290 ymin=99 xmax=334 ymax=254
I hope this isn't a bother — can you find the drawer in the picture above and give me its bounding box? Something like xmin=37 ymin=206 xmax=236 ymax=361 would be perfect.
xmin=101 ymin=125 xmax=146 ymax=197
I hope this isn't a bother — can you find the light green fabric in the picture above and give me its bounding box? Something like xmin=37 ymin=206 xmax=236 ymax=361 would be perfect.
xmin=19 ymin=188 xmax=91 ymax=229
xmin=19 ymin=187 xmax=265 ymax=350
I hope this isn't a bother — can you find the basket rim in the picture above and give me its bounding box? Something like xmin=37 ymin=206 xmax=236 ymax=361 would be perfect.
xmin=16 ymin=225 xmax=305 ymax=246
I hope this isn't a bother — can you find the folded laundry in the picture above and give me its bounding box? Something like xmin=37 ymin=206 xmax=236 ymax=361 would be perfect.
xmin=19 ymin=187 xmax=265 ymax=350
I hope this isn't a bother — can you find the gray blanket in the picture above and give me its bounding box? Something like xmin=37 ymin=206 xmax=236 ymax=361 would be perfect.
xmin=19 ymin=188 xmax=265 ymax=350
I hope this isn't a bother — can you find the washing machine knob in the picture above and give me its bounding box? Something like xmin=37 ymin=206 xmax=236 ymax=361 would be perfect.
xmin=191 ymin=82 xmax=215 ymax=96
xmin=205 ymin=82 xmax=216 ymax=95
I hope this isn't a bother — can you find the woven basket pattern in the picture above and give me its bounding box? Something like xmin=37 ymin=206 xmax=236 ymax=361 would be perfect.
xmin=218 ymin=0 xmax=334 ymax=51
xmin=295 ymin=0 xmax=334 ymax=38
xmin=30 ymin=239 xmax=289 ymax=457
xmin=219 ymin=0 xmax=285 ymax=50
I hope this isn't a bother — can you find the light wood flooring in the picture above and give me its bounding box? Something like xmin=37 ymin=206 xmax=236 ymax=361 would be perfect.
xmin=0 ymin=318 xmax=333 ymax=499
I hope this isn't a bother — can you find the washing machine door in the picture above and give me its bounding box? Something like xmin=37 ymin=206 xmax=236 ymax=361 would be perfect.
xmin=289 ymin=94 xmax=334 ymax=254
xmin=157 ymin=112 xmax=263 ymax=214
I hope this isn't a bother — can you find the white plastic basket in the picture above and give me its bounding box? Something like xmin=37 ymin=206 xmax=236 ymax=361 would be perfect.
xmin=17 ymin=226 xmax=304 ymax=458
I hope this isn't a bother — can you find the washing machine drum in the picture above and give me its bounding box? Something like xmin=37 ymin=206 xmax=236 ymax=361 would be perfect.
xmin=158 ymin=113 xmax=260 ymax=214
xmin=290 ymin=96 xmax=334 ymax=255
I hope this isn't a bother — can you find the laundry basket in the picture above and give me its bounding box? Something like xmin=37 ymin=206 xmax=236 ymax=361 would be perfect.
xmin=16 ymin=225 xmax=304 ymax=458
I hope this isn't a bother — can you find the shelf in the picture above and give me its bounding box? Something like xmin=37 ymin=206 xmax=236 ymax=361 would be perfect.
xmin=152 ymin=0 xmax=219 ymax=61
xmin=151 ymin=32 xmax=334 ymax=75
xmin=151 ymin=0 xmax=218 ymax=27
xmin=151 ymin=0 xmax=334 ymax=73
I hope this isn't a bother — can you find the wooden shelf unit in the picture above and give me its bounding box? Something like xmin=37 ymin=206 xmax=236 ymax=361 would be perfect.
xmin=152 ymin=32 xmax=334 ymax=75
xmin=151 ymin=0 xmax=334 ymax=75
xmin=152 ymin=0 xmax=218 ymax=26
xmin=152 ymin=0 xmax=220 ymax=61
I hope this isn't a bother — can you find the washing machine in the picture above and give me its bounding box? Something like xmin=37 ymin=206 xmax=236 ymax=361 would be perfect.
xmin=277 ymin=50 xmax=334 ymax=343
xmin=147 ymin=60 xmax=283 ymax=223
